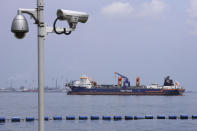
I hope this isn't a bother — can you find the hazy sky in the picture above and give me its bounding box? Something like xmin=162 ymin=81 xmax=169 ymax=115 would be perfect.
xmin=1 ymin=0 xmax=197 ymax=91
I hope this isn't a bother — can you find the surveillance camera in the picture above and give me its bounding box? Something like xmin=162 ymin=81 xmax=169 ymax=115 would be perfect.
xmin=11 ymin=14 xmax=29 ymax=39
xmin=56 ymin=9 xmax=88 ymax=29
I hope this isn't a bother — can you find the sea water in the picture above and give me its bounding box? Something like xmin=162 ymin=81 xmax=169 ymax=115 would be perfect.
xmin=0 ymin=92 xmax=197 ymax=131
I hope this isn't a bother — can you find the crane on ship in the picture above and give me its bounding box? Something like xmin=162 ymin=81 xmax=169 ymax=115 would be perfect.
xmin=114 ymin=72 xmax=130 ymax=88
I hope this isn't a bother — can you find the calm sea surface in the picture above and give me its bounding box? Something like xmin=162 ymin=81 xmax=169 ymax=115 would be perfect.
xmin=0 ymin=92 xmax=197 ymax=131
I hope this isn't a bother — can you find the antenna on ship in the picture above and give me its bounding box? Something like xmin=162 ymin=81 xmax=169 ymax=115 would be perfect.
xmin=114 ymin=73 xmax=117 ymax=85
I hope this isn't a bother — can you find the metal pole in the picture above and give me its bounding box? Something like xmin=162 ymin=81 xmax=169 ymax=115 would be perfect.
xmin=37 ymin=0 xmax=45 ymax=131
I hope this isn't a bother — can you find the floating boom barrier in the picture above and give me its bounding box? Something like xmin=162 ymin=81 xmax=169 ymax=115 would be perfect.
xmin=0 ymin=115 xmax=197 ymax=123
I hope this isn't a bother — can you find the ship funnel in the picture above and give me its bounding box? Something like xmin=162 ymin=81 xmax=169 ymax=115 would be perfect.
xmin=136 ymin=77 xmax=140 ymax=86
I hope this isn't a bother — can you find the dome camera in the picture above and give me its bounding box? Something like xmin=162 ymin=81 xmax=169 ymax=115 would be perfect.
xmin=11 ymin=14 xmax=29 ymax=39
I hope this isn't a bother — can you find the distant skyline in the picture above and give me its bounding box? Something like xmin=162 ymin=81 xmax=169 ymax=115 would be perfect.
xmin=1 ymin=0 xmax=197 ymax=91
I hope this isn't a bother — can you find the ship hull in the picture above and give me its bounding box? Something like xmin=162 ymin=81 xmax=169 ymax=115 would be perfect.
xmin=67 ymin=86 xmax=185 ymax=96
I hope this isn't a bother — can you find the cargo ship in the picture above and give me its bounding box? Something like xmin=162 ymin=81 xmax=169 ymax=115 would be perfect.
xmin=66 ymin=72 xmax=185 ymax=95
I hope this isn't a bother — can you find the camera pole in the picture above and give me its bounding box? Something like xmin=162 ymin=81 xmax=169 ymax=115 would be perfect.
xmin=37 ymin=0 xmax=45 ymax=131
xmin=11 ymin=2 xmax=88 ymax=131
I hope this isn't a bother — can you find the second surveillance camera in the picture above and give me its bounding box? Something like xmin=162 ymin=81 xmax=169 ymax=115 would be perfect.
xmin=56 ymin=9 xmax=88 ymax=29
xmin=11 ymin=14 xmax=29 ymax=39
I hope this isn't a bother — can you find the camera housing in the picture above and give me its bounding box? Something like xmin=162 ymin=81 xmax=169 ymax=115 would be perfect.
xmin=56 ymin=9 xmax=88 ymax=29
xmin=11 ymin=14 xmax=29 ymax=39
